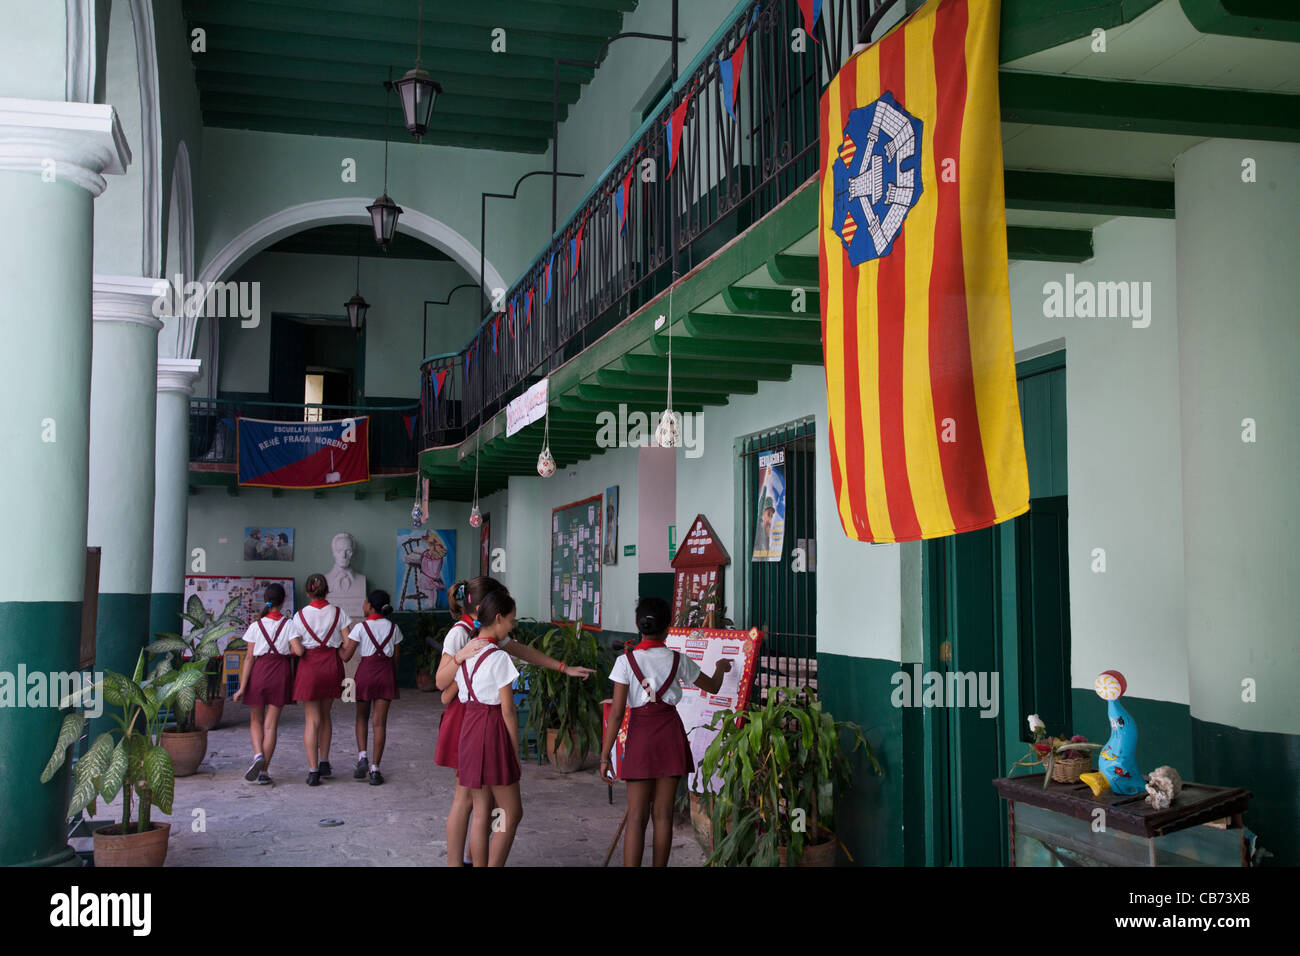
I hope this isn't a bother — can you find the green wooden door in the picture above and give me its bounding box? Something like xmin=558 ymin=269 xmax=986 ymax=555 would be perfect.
xmin=922 ymin=352 xmax=1069 ymax=866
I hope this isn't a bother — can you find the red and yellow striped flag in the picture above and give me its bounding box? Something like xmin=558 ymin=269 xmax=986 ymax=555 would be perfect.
xmin=819 ymin=0 xmax=1028 ymax=543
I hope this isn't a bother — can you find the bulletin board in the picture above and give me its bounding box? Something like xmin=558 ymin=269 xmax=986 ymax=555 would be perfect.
xmin=550 ymin=494 xmax=603 ymax=630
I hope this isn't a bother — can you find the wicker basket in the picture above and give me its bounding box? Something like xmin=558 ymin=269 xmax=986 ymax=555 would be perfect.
xmin=1051 ymin=754 xmax=1093 ymax=783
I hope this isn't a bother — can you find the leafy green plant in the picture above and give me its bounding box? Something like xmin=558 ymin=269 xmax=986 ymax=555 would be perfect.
xmin=698 ymin=686 xmax=882 ymax=866
xmin=41 ymin=649 xmax=208 ymax=834
xmin=145 ymin=593 xmax=246 ymax=730
xmin=410 ymin=614 xmax=444 ymax=674
xmin=518 ymin=622 xmax=610 ymax=758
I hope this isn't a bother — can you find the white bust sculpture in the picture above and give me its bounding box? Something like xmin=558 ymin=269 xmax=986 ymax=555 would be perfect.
xmin=324 ymin=531 xmax=366 ymax=619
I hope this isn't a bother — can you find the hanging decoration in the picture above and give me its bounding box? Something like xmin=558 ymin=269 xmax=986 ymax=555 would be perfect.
xmin=654 ymin=284 xmax=679 ymax=448
xmin=537 ymin=401 xmax=556 ymax=477
xmin=469 ymin=433 xmax=483 ymax=526
xmin=411 ymin=471 xmax=424 ymax=527
xmin=719 ymin=5 xmax=762 ymax=121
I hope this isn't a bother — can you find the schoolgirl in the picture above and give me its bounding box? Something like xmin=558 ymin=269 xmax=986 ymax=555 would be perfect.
xmin=600 ymin=596 xmax=731 ymax=867
xmin=434 ymin=576 xmax=596 ymax=865
xmin=231 ymin=582 xmax=294 ymax=785
xmin=340 ymin=589 xmax=401 ymax=785
xmin=453 ymin=588 xmax=524 ymax=867
xmin=288 ymin=573 xmax=350 ymax=786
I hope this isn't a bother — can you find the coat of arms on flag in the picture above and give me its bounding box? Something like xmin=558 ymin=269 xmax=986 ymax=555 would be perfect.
xmin=819 ymin=0 xmax=1028 ymax=543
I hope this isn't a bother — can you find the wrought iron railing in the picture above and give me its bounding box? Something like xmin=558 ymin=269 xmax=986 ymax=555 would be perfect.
xmin=189 ymin=399 xmax=420 ymax=472
xmin=419 ymin=0 xmax=904 ymax=450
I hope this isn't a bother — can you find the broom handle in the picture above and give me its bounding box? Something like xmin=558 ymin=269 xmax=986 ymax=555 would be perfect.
xmin=602 ymin=808 xmax=629 ymax=867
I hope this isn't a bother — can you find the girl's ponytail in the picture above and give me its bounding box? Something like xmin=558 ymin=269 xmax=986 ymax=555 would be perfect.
xmin=259 ymin=582 xmax=286 ymax=620
xmin=448 ymin=580 xmax=471 ymax=618
xmin=368 ymin=589 xmax=394 ymax=618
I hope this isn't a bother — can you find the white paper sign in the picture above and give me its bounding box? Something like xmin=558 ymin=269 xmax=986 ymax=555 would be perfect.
xmin=506 ymin=378 xmax=549 ymax=437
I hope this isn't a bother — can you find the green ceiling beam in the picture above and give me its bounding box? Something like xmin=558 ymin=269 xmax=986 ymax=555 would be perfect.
xmin=183 ymin=2 xmax=615 ymax=63
xmin=998 ymin=0 xmax=1163 ymax=62
xmin=1004 ymin=170 xmax=1174 ymax=219
xmin=575 ymin=384 xmax=728 ymax=407
xmin=722 ymin=285 xmax=820 ymax=316
xmin=620 ymin=353 xmax=793 ymax=383
xmin=1179 ymin=0 xmax=1300 ymax=43
xmin=198 ymin=92 xmax=554 ymax=140
xmin=202 ymin=112 xmax=544 ymax=153
xmin=245 ymin=0 xmax=628 ymax=38
xmin=1006 ymin=226 xmax=1094 ymax=263
xmin=193 ymin=52 xmax=586 ymax=105
xmin=650 ymin=335 xmax=824 ymax=366
xmin=767 ymin=253 xmax=819 ymax=287
xmin=183 ymin=12 xmax=613 ymax=69
xmin=1000 ymin=72 xmax=1300 ymax=143
xmin=595 ymin=369 xmax=757 ymax=395
xmin=683 ymin=313 xmax=823 ymax=344
xmin=194 ymin=74 xmax=575 ymax=123
xmin=189 ymin=26 xmax=597 ymax=84
xmin=555 ymin=396 xmax=704 ymax=416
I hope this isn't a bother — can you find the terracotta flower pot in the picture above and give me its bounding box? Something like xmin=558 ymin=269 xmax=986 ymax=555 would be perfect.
xmin=160 ymin=728 xmax=208 ymax=777
xmin=689 ymin=792 xmax=714 ymax=854
xmin=193 ymin=697 xmax=224 ymax=731
xmin=777 ymin=827 xmax=839 ymax=867
xmin=93 ymin=822 xmax=171 ymax=867
xmin=546 ymin=729 xmax=587 ymax=773
xmin=417 ymin=671 xmax=436 ymax=692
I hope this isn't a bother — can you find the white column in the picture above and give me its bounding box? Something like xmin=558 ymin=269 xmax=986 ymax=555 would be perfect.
xmin=88 ymin=275 xmax=163 ymax=676
xmin=0 ymin=96 xmax=128 ymax=866
xmin=149 ymin=357 xmax=201 ymax=635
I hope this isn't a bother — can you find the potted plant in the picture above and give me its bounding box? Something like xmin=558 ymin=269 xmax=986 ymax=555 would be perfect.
xmin=698 ymin=686 xmax=881 ymax=867
xmin=519 ymin=621 xmax=609 ymax=773
xmin=41 ymin=649 xmax=207 ymax=867
xmin=413 ymin=615 xmax=444 ymax=692
xmin=145 ymin=594 xmax=245 ymax=774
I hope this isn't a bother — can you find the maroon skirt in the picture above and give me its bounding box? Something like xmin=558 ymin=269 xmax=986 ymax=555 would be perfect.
xmin=355 ymin=653 xmax=398 ymax=701
xmin=434 ymin=696 xmax=465 ymax=769
xmin=618 ymin=701 xmax=694 ymax=780
xmin=456 ymin=701 xmax=520 ymax=789
xmin=292 ymin=645 xmax=344 ymax=702
xmin=243 ymin=653 xmax=294 ymax=707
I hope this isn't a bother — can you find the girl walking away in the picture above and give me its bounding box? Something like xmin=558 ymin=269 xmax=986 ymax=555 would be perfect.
xmin=434 ymin=576 xmax=597 ymax=866
xmin=341 ymin=589 xmax=401 ymax=785
xmin=600 ymin=596 xmax=731 ymax=867
xmin=454 ymin=588 xmax=524 ymax=867
xmin=288 ymin=573 xmax=350 ymax=786
xmin=232 ymin=582 xmax=294 ymax=785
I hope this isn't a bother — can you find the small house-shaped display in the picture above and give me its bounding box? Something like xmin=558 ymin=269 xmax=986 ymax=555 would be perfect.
xmin=671 ymin=514 xmax=731 ymax=628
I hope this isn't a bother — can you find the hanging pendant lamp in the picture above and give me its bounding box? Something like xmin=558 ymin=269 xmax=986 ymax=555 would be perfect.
xmin=396 ymin=0 xmax=442 ymax=140
xmin=368 ymin=69 xmax=403 ymax=248
xmin=344 ymin=243 xmax=369 ymax=332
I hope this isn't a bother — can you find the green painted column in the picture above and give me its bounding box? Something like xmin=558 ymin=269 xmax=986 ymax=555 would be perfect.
xmin=0 ymin=98 xmax=128 ymax=866
xmin=150 ymin=358 xmax=201 ymax=636
xmin=1175 ymin=139 xmax=1300 ymax=863
xmin=88 ymin=277 xmax=163 ymax=682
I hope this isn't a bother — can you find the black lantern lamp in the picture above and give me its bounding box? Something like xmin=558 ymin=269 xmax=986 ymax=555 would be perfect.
xmin=369 ymin=69 xmax=403 ymax=248
xmin=396 ymin=0 xmax=442 ymax=140
xmin=345 ymin=248 xmax=369 ymax=333
xmin=396 ymin=68 xmax=441 ymax=140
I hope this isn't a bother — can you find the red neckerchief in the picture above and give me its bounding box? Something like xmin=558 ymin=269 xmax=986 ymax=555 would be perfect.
xmin=478 ymin=634 xmax=500 ymax=645
xmin=636 ymin=638 xmax=668 ymax=650
xmin=309 ymin=599 xmax=329 ymax=609
xmin=365 ymin=613 xmax=384 ymax=620
xmin=265 ymin=610 xmax=283 ymax=620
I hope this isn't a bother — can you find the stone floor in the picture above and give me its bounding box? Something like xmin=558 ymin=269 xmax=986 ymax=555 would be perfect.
xmin=80 ymin=690 xmax=704 ymax=867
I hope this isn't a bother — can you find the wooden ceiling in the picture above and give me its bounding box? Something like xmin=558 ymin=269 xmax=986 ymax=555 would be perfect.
xmin=183 ymin=0 xmax=640 ymax=153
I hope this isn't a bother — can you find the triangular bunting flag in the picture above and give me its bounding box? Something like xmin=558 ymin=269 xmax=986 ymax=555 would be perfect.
xmin=796 ymin=0 xmax=822 ymax=42
xmin=664 ymin=90 xmax=691 ymax=179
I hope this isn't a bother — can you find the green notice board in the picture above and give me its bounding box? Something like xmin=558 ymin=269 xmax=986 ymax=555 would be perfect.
xmin=550 ymin=494 xmax=603 ymax=630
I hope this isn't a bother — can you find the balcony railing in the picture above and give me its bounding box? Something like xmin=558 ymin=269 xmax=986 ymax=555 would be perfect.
xmin=189 ymin=399 xmax=419 ymax=473
xmin=420 ymin=0 xmax=902 ymax=450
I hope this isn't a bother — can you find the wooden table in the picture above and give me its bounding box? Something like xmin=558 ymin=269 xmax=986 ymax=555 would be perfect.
xmin=993 ymin=774 xmax=1252 ymax=866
